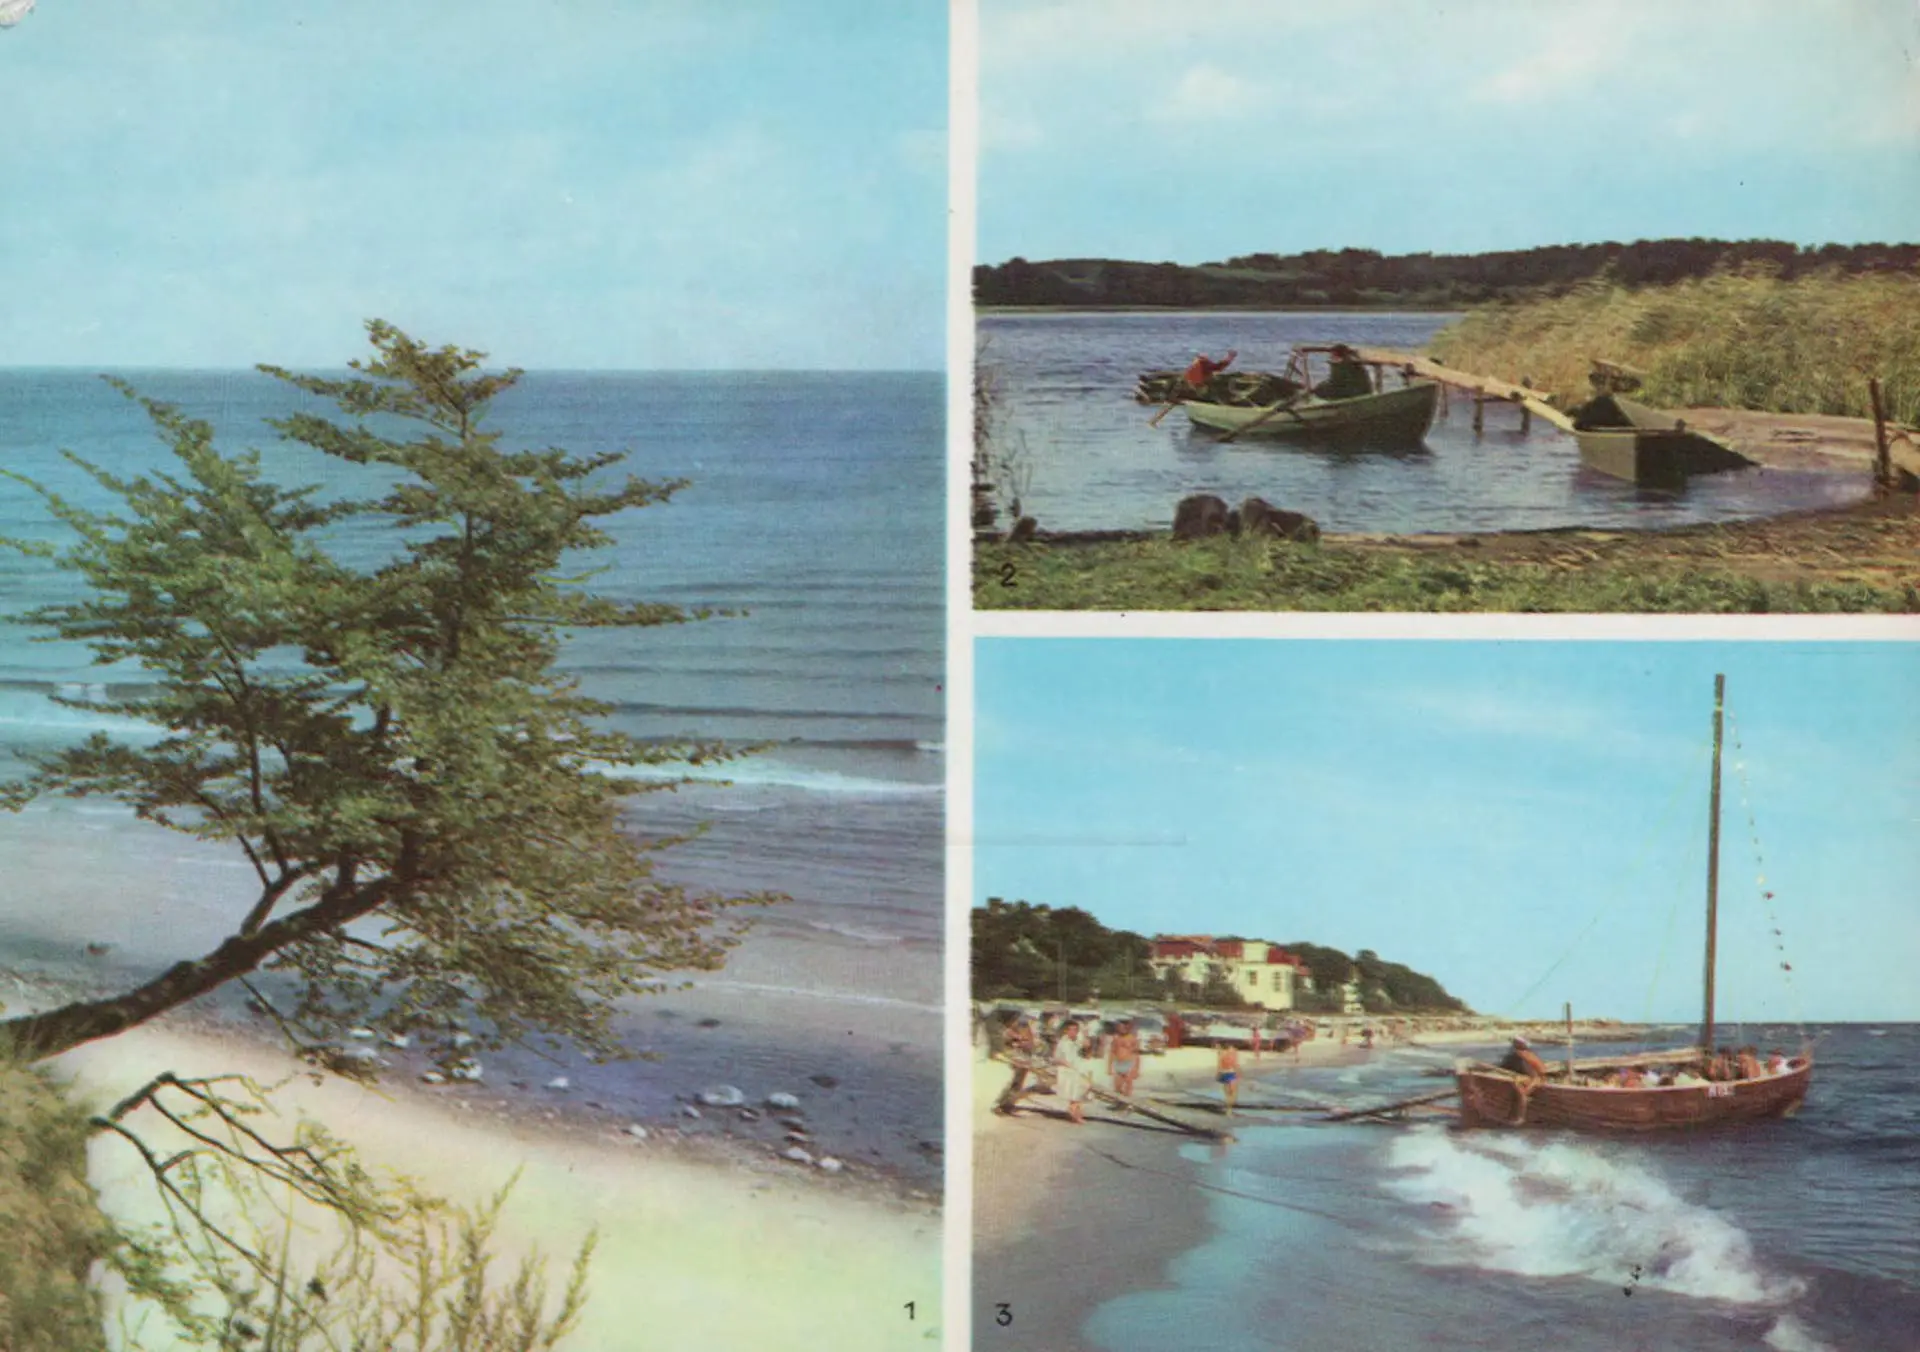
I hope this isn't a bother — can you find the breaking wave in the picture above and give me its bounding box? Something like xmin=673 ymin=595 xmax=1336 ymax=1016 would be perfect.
xmin=1381 ymin=1126 xmax=1805 ymax=1307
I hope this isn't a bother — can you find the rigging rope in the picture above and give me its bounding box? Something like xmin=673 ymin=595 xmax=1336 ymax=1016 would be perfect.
xmin=1504 ymin=740 xmax=1708 ymax=1020
xmin=1724 ymin=709 xmax=1809 ymax=1046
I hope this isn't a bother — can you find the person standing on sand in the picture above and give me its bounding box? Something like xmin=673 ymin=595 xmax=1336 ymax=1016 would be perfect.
xmin=1052 ymin=1019 xmax=1093 ymax=1126
xmin=995 ymin=1015 xmax=1038 ymax=1115
xmin=1107 ymin=1019 xmax=1142 ymax=1103
xmin=1216 ymin=1043 xmax=1241 ymax=1116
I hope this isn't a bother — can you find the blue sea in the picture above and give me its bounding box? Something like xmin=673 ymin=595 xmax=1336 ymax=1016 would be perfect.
xmin=0 ymin=368 xmax=943 ymax=1171
xmin=978 ymin=311 xmax=1870 ymax=534
xmin=1087 ymin=1026 xmax=1918 ymax=1352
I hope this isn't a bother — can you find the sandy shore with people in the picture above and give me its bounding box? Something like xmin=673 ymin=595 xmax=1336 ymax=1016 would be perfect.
xmin=971 ymin=1014 xmax=1654 ymax=1348
xmin=57 ymin=1019 xmax=941 ymax=1350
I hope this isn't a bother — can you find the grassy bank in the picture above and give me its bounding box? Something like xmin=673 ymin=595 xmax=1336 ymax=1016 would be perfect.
xmin=0 ymin=1061 xmax=110 ymax=1352
xmin=1431 ymin=270 xmax=1920 ymax=425
xmin=976 ymin=504 xmax=1920 ymax=613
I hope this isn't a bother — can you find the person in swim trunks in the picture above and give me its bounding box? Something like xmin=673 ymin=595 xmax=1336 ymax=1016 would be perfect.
xmin=1216 ymin=1042 xmax=1241 ymax=1115
xmin=1107 ymin=1019 xmax=1142 ymax=1101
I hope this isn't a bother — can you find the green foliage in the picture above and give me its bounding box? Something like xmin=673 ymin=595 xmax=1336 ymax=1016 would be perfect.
xmin=977 ymin=535 xmax=1920 ymax=614
xmin=1351 ymin=947 xmax=1467 ymax=1014
xmin=1283 ymin=941 xmax=1354 ymax=992
xmin=974 ymin=240 xmax=1920 ymax=312
xmin=96 ymin=1072 xmax=592 ymax=1351
xmin=0 ymin=1058 xmax=112 ymax=1352
xmin=0 ymin=322 xmax=768 ymax=1064
xmin=971 ymin=898 xmax=1153 ymax=1003
xmin=1432 ymin=269 xmax=1920 ymax=425
xmin=970 ymin=902 xmax=1469 ymax=1012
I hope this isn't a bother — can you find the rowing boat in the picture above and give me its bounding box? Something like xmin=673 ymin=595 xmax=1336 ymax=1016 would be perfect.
xmin=1183 ymin=381 xmax=1440 ymax=443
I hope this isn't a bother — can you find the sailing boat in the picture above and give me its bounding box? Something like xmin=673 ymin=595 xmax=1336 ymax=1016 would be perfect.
xmin=1455 ymin=675 xmax=1813 ymax=1131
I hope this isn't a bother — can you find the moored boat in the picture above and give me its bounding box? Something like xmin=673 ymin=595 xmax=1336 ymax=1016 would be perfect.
xmin=1184 ymin=381 xmax=1440 ymax=442
xmin=1455 ymin=674 xmax=1813 ymax=1132
xmin=1140 ymin=344 xmax=1440 ymax=445
xmin=1572 ymin=392 xmax=1754 ymax=487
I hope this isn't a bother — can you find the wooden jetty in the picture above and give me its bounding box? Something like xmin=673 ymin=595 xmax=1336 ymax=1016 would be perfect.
xmin=1345 ymin=346 xmax=1575 ymax=436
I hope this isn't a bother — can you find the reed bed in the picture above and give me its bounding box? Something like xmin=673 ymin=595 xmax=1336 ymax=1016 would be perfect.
xmin=1430 ymin=270 xmax=1920 ymax=426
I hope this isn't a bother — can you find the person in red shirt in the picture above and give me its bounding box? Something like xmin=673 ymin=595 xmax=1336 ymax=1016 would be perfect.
xmin=1182 ymin=349 xmax=1237 ymax=392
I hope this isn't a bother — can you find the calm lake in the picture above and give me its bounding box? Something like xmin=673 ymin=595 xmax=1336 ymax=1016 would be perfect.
xmin=978 ymin=310 xmax=1869 ymax=534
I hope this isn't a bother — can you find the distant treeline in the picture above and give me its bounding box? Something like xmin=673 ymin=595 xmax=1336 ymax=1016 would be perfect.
xmin=972 ymin=897 xmax=1469 ymax=1014
xmin=974 ymin=239 xmax=1920 ymax=310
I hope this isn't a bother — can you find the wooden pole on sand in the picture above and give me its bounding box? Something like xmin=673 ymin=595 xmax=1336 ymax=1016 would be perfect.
xmin=1869 ymin=377 xmax=1892 ymax=489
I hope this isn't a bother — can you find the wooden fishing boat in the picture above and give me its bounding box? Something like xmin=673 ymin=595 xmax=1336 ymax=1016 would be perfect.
xmin=1139 ymin=345 xmax=1439 ymax=444
xmin=1184 ymin=381 xmax=1440 ymax=443
xmin=1572 ymin=393 xmax=1754 ymax=488
xmin=1456 ymin=674 xmax=1813 ymax=1132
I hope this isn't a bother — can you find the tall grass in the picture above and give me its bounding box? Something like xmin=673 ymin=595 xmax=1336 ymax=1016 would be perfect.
xmin=1431 ymin=269 xmax=1920 ymax=425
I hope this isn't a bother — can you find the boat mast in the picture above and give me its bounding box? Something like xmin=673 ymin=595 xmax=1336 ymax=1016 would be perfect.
xmin=1701 ymin=673 xmax=1725 ymax=1051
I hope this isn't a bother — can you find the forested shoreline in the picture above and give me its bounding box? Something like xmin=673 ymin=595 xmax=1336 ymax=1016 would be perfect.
xmin=974 ymin=239 xmax=1920 ymax=311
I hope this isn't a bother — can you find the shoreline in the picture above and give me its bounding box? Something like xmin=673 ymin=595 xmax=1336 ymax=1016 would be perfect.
xmin=977 ymin=487 xmax=1920 ymax=611
xmin=59 ymin=1020 xmax=942 ymax=1349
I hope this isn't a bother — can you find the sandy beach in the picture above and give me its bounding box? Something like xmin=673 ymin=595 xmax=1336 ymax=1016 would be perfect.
xmin=57 ymin=1019 xmax=942 ymax=1350
xmin=971 ymin=1016 xmax=1653 ymax=1350
xmin=971 ymin=1030 xmax=1374 ymax=1352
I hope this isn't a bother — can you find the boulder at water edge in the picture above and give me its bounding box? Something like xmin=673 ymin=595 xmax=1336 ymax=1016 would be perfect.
xmin=1172 ymin=494 xmax=1232 ymax=540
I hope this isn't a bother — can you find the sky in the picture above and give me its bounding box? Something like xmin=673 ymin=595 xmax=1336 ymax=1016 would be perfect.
xmin=974 ymin=640 xmax=1920 ymax=1024
xmin=978 ymin=0 xmax=1920 ymax=263
xmin=0 ymin=1 xmax=945 ymax=369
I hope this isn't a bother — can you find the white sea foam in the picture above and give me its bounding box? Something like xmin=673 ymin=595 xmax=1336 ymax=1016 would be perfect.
xmin=1763 ymin=1315 xmax=1836 ymax=1352
xmin=1381 ymin=1126 xmax=1805 ymax=1306
xmin=600 ymin=759 xmax=939 ymax=798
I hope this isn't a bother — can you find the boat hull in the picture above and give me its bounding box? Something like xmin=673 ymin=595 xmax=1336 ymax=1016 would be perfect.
xmin=1573 ymin=395 xmax=1755 ymax=487
xmin=1455 ymin=1061 xmax=1812 ymax=1132
xmin=1184 ymin=381 xmax=1438 ymax=443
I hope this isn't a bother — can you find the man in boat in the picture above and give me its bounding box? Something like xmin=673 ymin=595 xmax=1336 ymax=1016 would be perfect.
xmin=1499 ymin=1036 xmax=1549 ymax=1086
xmin=1313 ymin=343 xmax=1374 ymax=401
xmin=1182 ymin=348 xmax=1237 ymax=396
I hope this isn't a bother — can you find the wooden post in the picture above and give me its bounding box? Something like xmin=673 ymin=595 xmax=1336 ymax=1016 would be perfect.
xmin=1519 ymin=401 xmax=1532 ymax=435
xmin=1563 ymin=1002 xmax=1575 ymax=1080
xmin=1472 ymin=388 xmax=1486 ymax=435
xmin=1438 ymin=382 xmax=1450 ymax=420
xmin=1369 ymin=363 xmax=1383 ymax=393
xmin=1702 ymin=673 xmax=1724 ymax=1052
xmin=1869 ymin=377 xmax=1892 ymax=489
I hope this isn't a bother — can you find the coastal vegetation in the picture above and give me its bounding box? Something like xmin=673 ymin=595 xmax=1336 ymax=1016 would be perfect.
xmin=971 ymin=899 xmax=1466 ymax=1014
xmin=0 ymin=1061 xmax=110 ymax=1351
xmin=0 ymin=322 xmax=764 ymax=1344
xmin=1 ymin=320 xmax=762 ymax=1064
xmin=1431 ymin=269 xmax=1920 ymax=425
xmin=974 ymin=238 xmax=1920 ymax=312
xmin=977 ymin=511 xmax=1920 ymax=614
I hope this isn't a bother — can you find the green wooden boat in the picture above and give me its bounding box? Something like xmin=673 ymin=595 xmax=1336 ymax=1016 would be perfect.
xmin=1573 ymin=394 xmax=1755 ymax=488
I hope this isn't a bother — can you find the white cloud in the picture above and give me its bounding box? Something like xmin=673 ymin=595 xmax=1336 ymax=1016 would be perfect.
xmin=1470 ymin=17 xmax=1632 ymax=105
xmin=0 ymin=0 xmax=34 ymax=29
xmin=1148 ymin=63 xmax=1266 ymax=124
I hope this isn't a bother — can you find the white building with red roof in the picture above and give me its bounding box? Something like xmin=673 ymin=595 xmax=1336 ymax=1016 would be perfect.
xmin=1146 ymin=935 xmax=1314 ymax=1010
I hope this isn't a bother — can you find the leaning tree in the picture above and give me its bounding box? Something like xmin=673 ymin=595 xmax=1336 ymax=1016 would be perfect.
xmin=1 ymin=320 xmax=765 ymax=1069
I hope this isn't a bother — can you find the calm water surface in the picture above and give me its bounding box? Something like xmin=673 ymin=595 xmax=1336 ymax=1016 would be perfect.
xmin=979 ymin=311 xmax=1868 ymax=534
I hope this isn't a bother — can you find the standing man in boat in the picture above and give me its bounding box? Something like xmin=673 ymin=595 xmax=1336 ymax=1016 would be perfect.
xmin=1183 ymin=348 xmax=1237 ymax=396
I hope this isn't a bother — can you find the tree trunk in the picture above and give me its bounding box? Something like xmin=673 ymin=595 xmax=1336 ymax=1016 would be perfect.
xmin=0 ymin=876 xmax=394 ymax=1061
